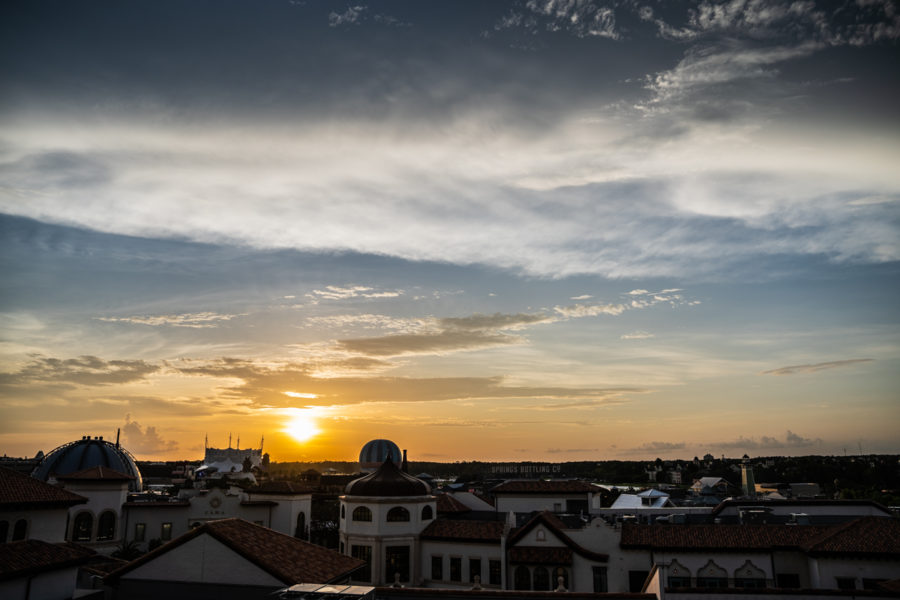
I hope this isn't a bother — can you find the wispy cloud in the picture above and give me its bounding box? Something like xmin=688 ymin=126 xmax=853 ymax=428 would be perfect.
xmin=96 ymin=312 xmax=243 ymax=328
xmin=307 ymin=286 xmax=403 ymax=301
xmin=621 ymin=440 xmax=687 ymax=455
xmin=621 ymin=331 xmax=654 ymax=340
xmin=761 ymin=358 xmax=873 ymax=376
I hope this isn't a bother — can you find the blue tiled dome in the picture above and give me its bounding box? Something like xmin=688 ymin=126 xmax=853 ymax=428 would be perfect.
xmin=359 ymin=439 xmax=401 ymax=470
xmin=32 ymin=436 xmax=143 ymax=492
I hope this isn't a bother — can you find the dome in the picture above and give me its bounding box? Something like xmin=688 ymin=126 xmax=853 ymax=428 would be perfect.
xmin=345 ymin=457 xmax=430 ymax=497
xmin=32 ymin=436 xmax=143 ymax=492
xmin=358 ymin=439 xmax=402 ymax=472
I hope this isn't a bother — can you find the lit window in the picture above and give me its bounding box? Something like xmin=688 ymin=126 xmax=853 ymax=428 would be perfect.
xmin=134 ymin=523 xmax=146 ymax=541
xmin=161 ymin=522 xmax=172 ymax=541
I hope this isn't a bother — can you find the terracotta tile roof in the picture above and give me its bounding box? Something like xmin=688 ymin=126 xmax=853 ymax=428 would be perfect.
xmin=508 ymin=546 xmax=573 ymax=565
xmin=620 ymin=523 xmax=830 ymax=551
xmin=508 ymin=511 xmax=608 ymax=562
xmin=420 ymin=519 xmax=504 ymax=543
xmin=491 ymin=480 xmax=595 ymax=494
xmin=57 ymin=466 xmax=134 ymax=481
xmin=621 ymin=517 xmax=900 ymax=557
xmin=0 ymin=466 xmax=87 ymax=508
xmin=377 ymin=587 xmax=654 ymax=599
xmin=803 ymin=516 xmax=900 ymax=557
xmin=249 ymin=481 xmax=316 ymax=495
xmin=0 ymin=540 xmax=95 ymax=581
xmin=106 ymin=518 xmax=364 ymax=584
xmin=711 ymin=498 xmax=893 ymax=516
xmin=436 ymin=493 xmax=471 ymax=513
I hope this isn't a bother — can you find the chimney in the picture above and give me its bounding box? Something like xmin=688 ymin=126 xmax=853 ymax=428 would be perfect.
xmin=402 ymin=449 xmax=408 ymax=473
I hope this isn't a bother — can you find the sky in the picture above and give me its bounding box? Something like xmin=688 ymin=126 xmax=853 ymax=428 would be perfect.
xmin=1 ymin=0 xmax=899 ymax=464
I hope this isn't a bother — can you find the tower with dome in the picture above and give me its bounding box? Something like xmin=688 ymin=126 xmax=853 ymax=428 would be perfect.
xmin=340 ymin=440 xmax=435 ymax=586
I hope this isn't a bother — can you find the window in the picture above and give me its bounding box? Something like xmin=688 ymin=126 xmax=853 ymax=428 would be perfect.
xmin=553 ymin=502 xmax=562 ymax=512
xmin=295 ymin=512 xmax=306 ymax=539
xmin=835 ymin=577 xmax=856 ymax=590
xmin=735 ymin=577 xmax=766 ymax=588
xmin=341 ymin=505 xmax=346 ymax=519
xmin=533 ymin=566 xmax=551 ymax=591
xmin=536 ymin=528 xmax=546 ymax=541
xmin=73 ymin=512 xmax=93 ymax=542
xmin=668 ymin=576 xmax=691 ymax=588
xmin=97 ymin=511 xmax=116 ymax=541
xmin=514 ymin=565 xmax=531 ymax=590
xmin=697 ymin=576 xmax=728 ymax=588
xmin=450 ymin=557 xmax=462 ymax=582
xmin=628 ymin=570 xmax=649 ymax=593
xmin=385 ymin=545 xmax=410 ymax=583
xmin=776 ymin=573 xmax=800 ymax=588
xmin=0 ymin=520 xmax=8 ymax=543
xmin=161 ymin=522 xmax=172 ymax=541
xmin=12 ymin=519 xmax=27 ymax=541
xmin=386 ymin=506 xmax=410 ymax=522
xmin=593 ymin=566 xmax=609 ymax=592
xmin=555 ymin=567 xmax=569 ymax=590
xmin=134 ymin=523 xmax=146 ymax=542
xmin=351 ymin=545 xmax=372 ymax=582
xmin=431 ymin=556 xmax=443 ymax=580
xmin=352 ymin=506 xmax=372 ymax=522
xmin=864 ymin=579 xmax=887 ymax=591
xmin=421 ymin=505 xmax=433 ymax=520
xmin=340 ymin=542 xmax=344 ymax=554
xmin=469 ymin=558 xmax=481 ymax=583
xmin=489 ymin=559 xmax=501 ymax=585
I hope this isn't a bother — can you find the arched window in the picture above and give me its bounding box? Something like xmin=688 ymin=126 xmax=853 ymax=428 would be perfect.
xmin=12 ymin=519 xmax=27 ymax=541
xmin=514 ymin=566 xmax=531 ymax=590
xmin=97 ymin=511 xmax=116 ymax=541
xmin=697 ymin=560 xmax=728 ymax=588
xmin=352 ymin=506 xmax=372 ymax=522
xmin=73 ymin=512 xmax=93 ymax=542
xmin=295 ymin=512 xmax=307 ymax=540
xmin=387 ymin=507 xmax=410 ymax=522
xmin=533 ymin=566 xmax=551 ymax=591
xmin=668 ymin=560 xmax=692 ymax=588
xmin=734 ymin=560 xmax=766 ymax=588
xmin=421 ymin=505 xmax=433 ymax=520
xmin=555 ymin=567 xmax=569 ymax=590
xmin=0 ymin=520 xmax=8 ymax=543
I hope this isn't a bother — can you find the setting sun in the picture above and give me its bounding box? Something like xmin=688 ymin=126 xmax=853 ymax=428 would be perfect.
xmin=284 ymin=411 xmax=319 ymax=443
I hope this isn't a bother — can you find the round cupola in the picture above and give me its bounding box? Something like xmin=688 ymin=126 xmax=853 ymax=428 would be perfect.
xmin=346 ymin=457 xmax=430 ymax=497
xmin=32 ymin=435 xmax=143 ymax=492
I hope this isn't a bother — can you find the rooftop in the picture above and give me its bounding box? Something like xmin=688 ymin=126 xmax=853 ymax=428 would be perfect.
xmin=490 ymin=480 xmax=596 ymax=494
xmin=106 ymin=518 xmax=365 ymax=585
xmin=420 ymin=519 xmax=505 ymax=544
xmin=0 ymin=466 xmax=87 ymax=509
xmin=0 ymin=540 xmax=95 ymax=581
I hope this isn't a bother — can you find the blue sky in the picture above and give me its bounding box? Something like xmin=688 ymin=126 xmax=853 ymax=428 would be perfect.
xmin=1 ymin=0 xmax=898 ymax=461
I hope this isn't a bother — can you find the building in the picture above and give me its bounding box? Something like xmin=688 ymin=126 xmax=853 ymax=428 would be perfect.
xmin=57 ymin=466 xmax=132 ymax=552
xmin=340 ymin=458 xmax=436 ymax=586
xmin=489 ymin=480 xmax=598 ymax=514
xmin=0 ymin=466 xmax=87 ymax=544
xmin=104 ymin=518 xmax=364 ymax=600
xmin=32 ymin=435 xmax=142 ymax=492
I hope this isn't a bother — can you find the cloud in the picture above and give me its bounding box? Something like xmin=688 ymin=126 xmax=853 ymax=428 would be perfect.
xmin=570 ymin=294 xmax=593 ymax=300
xmin=307 ymin=286 xmax=403 ymax=301
xmin=554 ymin=303 xmax=627 ymax=318
xmin=621 ymin=441 xmax=687 ymax=455
xmin=172 ymin=357 xmax=642 ymax=408
xmin=306 ymin=314 xmax=427 ymax=333
xmin=96 ymin=312 xmax=243 ymax=328
xmin=760 ymin=358 xmax=873 ymax=375
xmin=717 ymin=430 xmax=823 ymax=449
xmin=497 ymin=0 xmax=622 ymax=40
xmin=438 ymin=312 xmax=554 ymax=331
xmin=0 ymin=355 xmax=159 ymax=386
xmin=121 ymin=414 xmax=179 ymax=454
xmin=329 ymin=5 xmax=367 ymax=27
xmin=621 ymin=331 xmax=654 ymax=340
xmin=546 ymin=447 xmax=599 ymax=453
xmin=336 ymin=330 xmax=522 ymax=357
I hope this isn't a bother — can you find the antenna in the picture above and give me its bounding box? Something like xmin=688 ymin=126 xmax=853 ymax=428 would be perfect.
xmin=205 ymin=433 xmax=208 ymax=450
xmin=229 ymin=432 xmax=232 ymax=448
xmin=237 ymin=435 xmax=240 ymax=450
xmin=116 ymin=428 xmax=121 ymax=449
xmin=260 ymin=435 xmax=264 ymax=453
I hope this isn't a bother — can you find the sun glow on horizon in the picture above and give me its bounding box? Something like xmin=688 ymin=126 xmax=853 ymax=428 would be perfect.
xmin=283 ymin=409 xmax=320 ymax=443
